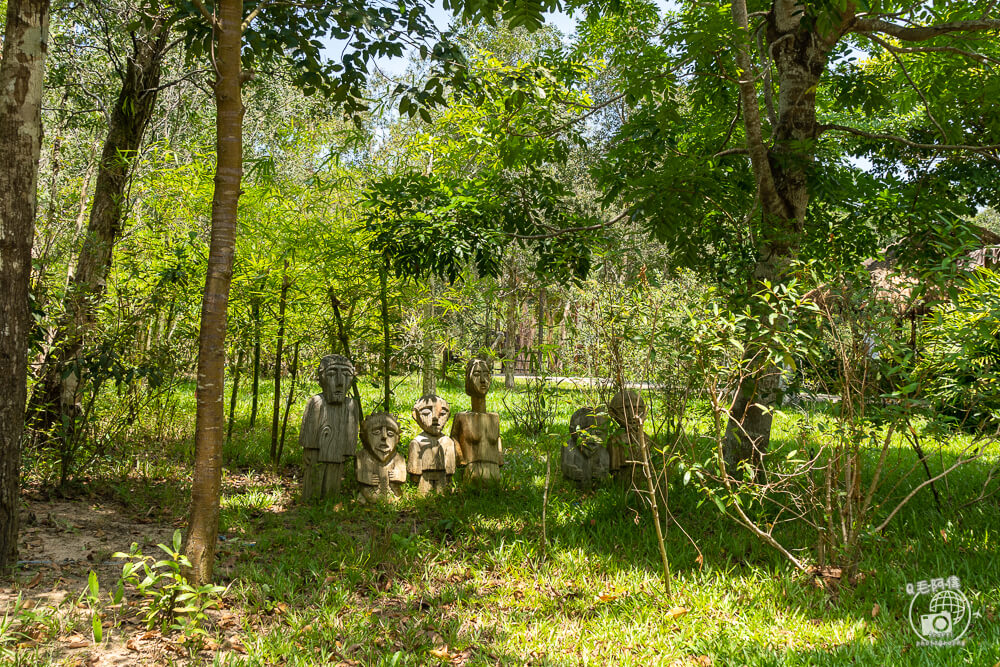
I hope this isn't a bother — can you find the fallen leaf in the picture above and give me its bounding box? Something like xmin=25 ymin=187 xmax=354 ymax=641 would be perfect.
xmin=940 ymin=529 xmax=948 ymax=542
xmin=126 ymin=639 xmax=139 ymax=652
xmin=665 ymin=607 xmax=689 ymax=620
xmin=64 ymin=640 xmax=90 ymax=649
xmin=429 ymin=646 xmax=451 ymax=660
xmin=24 ymin=572 xmax=42 ymax=589
xmin=598 ymin=594 xmax=619 ymax=602
xmin=871 ymin=603 xmax=880 ymax=618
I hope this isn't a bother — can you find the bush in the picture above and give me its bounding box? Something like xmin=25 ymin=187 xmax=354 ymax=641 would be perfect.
xmin=920 ymin=268 xmax=1000 ymax=427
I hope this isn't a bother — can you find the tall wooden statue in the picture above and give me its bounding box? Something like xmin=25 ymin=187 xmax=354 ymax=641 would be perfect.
xmin=450 ymin=358 xmax=503 ymax=483
xmin=299 ymin=354 xmax=359 ymax=500
xmin=408 ymin=395 xmax=457 ymax=494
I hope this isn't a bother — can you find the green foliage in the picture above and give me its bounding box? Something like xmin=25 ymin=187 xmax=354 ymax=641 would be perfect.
xmin=114 ymin=530 xmax=227 ymax=640
xmin=921 ymin=268 xmax=1000 ymax=427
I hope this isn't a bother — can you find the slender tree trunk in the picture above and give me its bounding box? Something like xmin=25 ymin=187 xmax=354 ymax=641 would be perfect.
xmin=28 ymin=20 xmax=170 ymax=434
xmin=380 ymin=260 xmax=391 ymax=412
xmin=249 ymin=297 xmax=261 ymax=427
xmin=534 ymin=287 xmax=545 ymax=375
xmin=269 ymin=260 xmax=289 ymax=463
xmin=421 ymin=276 xmax=436 ymax=396
xmin=186 ymin=0 xmax=243 ymax=585
xmin=276 ymin=341 xmax=299 ymax=467
xmin=0 ymin=0 xmax=50 ymax=573
xmin=504 ymin=266 xmax=518 ymax=388
xmin=226 ymin=348 xmax=243 ymax=444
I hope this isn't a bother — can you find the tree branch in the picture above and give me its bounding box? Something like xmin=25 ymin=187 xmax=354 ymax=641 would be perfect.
xmin=819 ymin=123 xmax=1000 ymax=162
xmin=190 ymin=0 xmax=220 ymax=29
xmin=866 ymin=33 xmax=949 ymax=142
xmin=730 ymin=0 xmax=788 ymax=219
xmin=507 ymin=210 xmax=631 ymax=240
xmin=242 ymin=1 xmax=273 ymax=33
xmin=850 ymin=17 xmax=1000 ymax=42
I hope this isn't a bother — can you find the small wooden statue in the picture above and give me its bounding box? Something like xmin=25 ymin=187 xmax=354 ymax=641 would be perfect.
xmin=356 ymin=412 xmax=407 ymax=504
xmin=408 ymin=395 xmax=458 ymax=495
xmin=561 ymin=406 xmax=610 ymax=488
xmin=450 ymin=357 xmax=503 ymax=483
xmin=299 ymin=354 xmax=359 ymax=501
xmin=607 ymin=389 xmax=651 ymax=486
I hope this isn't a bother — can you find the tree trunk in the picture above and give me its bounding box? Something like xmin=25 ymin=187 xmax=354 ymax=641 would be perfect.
xmin=28 ymin=20 xmax=170 ymax=435
xmin=380 ymin=260 xmax=391 ymax=412
xmin=276 ymin=341 xmax=299 ymax=466
xmin=503 ymin=266 xmax=518 ymax=388
xmin=249 ymin=296 xmax=261 ymax=427
xmin=269 ymin=260 xmax=289 ymax=463
xmin=724 ymin=0 xmax=830 ymax=471
xmin=534 ymin=287 xmax=545 ymax=375
xmin=0 ymin=0 xmax=50 ymax=573
xmin=421 ymin=275 xmax=436 ymax=396
xmin=186 ymin=0 xmax=243 ymax=585
xmin=226 ymin=348 xmax=243 ymax=444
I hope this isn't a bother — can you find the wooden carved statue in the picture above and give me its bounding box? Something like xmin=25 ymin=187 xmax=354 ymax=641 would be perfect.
xmin=408 ymin=395 xmax=457 ymax=495
xmin=561 ymin=406 xmax=610 ymax=487
xmin=299 ymin=354 xmax=359 ymax=501
xmin=607 ymin=389 xmax=651 ymax=486
xmin=450 ymin=357 xmax=503 ymax=483
xmin=356 ymin=412 xmax=407 ymax=504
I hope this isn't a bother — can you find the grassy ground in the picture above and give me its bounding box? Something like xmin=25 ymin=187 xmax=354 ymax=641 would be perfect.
xmin=8 ymin=371 xmax=1000 ymax=665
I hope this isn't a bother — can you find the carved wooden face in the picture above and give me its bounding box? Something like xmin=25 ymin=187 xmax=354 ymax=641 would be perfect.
xmin=413 ymin=396 xmax=450 ymax=436
xmin=465 ymin=359 xmax=493 ymax=398
xmin=362 ymin=414 xmax=400 ymax=463
xmin=319 ymin=358 xmax=354 ymax=405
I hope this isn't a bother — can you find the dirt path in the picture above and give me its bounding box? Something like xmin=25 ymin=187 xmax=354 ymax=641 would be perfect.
xmin=2 ymin=496 xmax=241 ymax=665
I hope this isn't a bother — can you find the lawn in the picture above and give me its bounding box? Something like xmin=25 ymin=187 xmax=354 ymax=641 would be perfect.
xmin=5 ymin=373 xmax=999 ymax=665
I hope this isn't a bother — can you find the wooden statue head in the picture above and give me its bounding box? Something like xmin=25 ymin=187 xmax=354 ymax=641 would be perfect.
xmin=465 ymin=357 xmax=493 ymax=400
xmin=317 ymin=354 xmax=354 ymax=405
xmin=412 ymin=395 xmax=450 ymax=437
xmin=360 ymin=412 xmax=400 ymax=463
xmin=609 ymin=390 xmax=646 ymax=438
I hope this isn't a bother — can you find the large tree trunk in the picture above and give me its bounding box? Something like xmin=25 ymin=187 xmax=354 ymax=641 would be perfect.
xmin=0 ymin=0 xmax=51 ymax=572
xmin=724 ymin=0 xmax=832 ymax=470
xmin=28 ymin=20 xmax=169 ymax=435
xmin=185 ymin=0 xmax=243 ymax=585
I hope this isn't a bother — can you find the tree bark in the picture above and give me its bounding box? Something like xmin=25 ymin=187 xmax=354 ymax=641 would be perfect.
xmin=28 ymin=19 xmax=170 ymax=435
xmin=186 ymin=0 xmax=243 ymax=585
xmin=0 ymin=0 xmax=50 ymax=573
